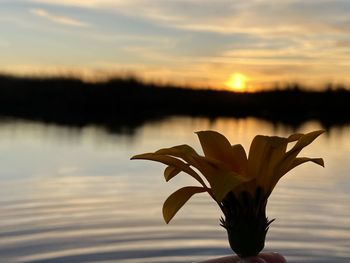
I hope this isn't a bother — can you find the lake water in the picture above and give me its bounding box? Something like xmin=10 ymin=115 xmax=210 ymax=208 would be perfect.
xmin=0 ymin=116 xmax=349 ymax=263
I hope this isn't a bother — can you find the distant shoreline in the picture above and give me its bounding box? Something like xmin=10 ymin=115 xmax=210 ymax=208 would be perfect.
xmin=0 ymin=75 xmax=349 ymax=133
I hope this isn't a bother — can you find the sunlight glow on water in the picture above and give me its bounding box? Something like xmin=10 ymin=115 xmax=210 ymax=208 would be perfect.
xmin=0 ymin=117 xmax=349 ymax=262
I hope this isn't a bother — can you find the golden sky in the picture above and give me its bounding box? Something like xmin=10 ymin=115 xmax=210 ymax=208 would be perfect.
xmin=2 ymin=0 xmax=350 ymax=91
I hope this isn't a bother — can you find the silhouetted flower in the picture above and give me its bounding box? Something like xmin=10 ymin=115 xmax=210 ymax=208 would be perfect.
xmin=131 ymin=130 xmax=324 ymax=258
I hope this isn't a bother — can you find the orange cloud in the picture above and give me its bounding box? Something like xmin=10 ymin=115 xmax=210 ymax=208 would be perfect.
xmin=30 ymin=8 xmax=89 ymax=27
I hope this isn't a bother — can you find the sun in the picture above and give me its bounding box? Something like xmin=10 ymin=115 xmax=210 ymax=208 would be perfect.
xmin=225 ymin=73 xmax=248 ymax=92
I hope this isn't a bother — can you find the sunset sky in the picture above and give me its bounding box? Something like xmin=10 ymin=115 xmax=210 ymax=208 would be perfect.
xmin=2 ymin=0 xmax=350 ymax=90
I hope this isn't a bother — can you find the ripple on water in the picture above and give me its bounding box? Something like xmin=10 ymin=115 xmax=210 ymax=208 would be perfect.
xmin=0 ymin=118 xmax=350 ymax=262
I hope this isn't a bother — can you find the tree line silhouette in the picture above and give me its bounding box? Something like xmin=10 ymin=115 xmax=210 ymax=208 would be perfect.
xmin=0 ymin=74 xmax=349 ymax=133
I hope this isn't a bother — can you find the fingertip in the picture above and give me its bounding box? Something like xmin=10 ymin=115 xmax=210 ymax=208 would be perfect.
xmin=258 ymin=252 xmax=287 ymax=263
xmin=237 ymin=257 xmax=267 ymax=263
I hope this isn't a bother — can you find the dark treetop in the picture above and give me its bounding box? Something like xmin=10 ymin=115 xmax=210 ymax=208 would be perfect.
xmin=0 ymin=75 xmax=349 ymax=134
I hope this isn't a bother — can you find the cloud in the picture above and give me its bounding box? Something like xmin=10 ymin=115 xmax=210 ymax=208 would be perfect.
xmin=29 ymin=8 xmax=89 ymax=27
xmin=140 ymin=0 xmax=350 ymax=37
xmin=29 ymin=0 xmax=350 ymax=35
xmin=14 ymin=0 xmax=350 ymax=88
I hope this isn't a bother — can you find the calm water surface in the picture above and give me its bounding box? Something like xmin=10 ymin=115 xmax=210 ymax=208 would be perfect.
xmin=0 ymin=117 xmax=349 ymax=263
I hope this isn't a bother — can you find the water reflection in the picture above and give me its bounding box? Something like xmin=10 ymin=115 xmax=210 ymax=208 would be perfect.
xmin=0 ymin=117 xmax=349 ymax=262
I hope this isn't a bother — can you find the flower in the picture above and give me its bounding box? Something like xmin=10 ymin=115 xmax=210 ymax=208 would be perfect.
xmin=131 ymin=130 xmax=324 ymax=257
